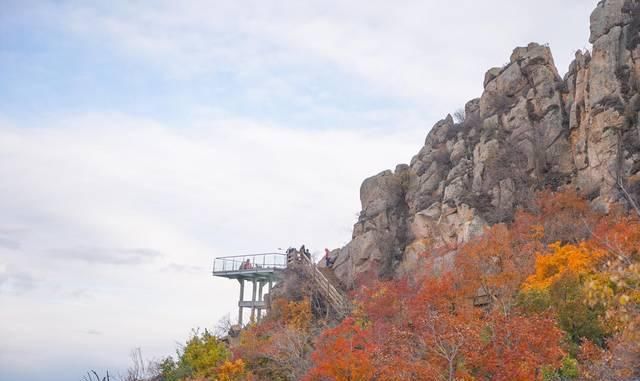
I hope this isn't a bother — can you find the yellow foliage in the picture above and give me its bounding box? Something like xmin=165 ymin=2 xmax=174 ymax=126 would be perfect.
xmin=269 ymin=298 xmax=312 ymax=330
xmin=281 ymin=299 xmax=312 ymax=331
xmin=529 ymin=224 xmax=545 ymax=240
xmin=273 ymin=298 xmax=313 ymax=330
xmin=216 ymin=359 xmax=249 ymax=381
xmin=524 ymin=243 xmax=604 ymax=291
xmin=586 ymin=262 xmax=640 ymax=333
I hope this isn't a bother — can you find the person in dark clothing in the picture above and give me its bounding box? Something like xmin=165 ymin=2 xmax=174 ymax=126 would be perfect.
xmin=299 ymin=244 xmax=311 ymax=261
xmin=286 ymin=247 xmax=296 ymax=264
xmin=324 ymin=248 xmax=335 ymax=267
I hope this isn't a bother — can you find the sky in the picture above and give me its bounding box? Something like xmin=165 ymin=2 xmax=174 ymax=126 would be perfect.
xmin=0 ymin=1 xmax=598 ymax=380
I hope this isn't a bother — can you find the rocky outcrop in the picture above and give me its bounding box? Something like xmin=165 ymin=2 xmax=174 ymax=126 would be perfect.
xmin=566 ymin=0 xmax=640 ymax=206
xmin=331 ymin=166 xmax=410 ymax=286
xmin=331 ymin=0 xmax=640 ymax=287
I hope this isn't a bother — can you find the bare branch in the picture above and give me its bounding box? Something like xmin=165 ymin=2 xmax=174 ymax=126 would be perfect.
xmin=617 ymin=177 xmax=640 ymax=218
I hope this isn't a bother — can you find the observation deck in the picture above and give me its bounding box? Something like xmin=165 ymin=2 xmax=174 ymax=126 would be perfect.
xmin=212 ymin=253 xmax=287 ymax=280
xmin=212 ymin=253 xmax=287 ymax=325
xmin=212 ymin=249 xmax=349 ymax=326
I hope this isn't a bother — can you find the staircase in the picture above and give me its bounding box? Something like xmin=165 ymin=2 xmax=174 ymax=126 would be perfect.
xmin=300 ymin=255 xmax=350 ymax=317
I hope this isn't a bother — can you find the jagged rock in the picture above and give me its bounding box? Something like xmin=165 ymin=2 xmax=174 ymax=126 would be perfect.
xmin=472 ymin=139 xmax=500 ymax=192
xmin=332 ymin=231 xmax=380 ymax=287
xmin=491 ymin=178 xmax=516 ymax=213
xmin=449 ymin=139 xmax=467 ymax=162
xmin=330 ymin=0 xmax=640 ymax=287
xmin=590 ymin=0 xmax=630 ymax=43
xmin=465 ymin=98 xmax=481 ymax=117
xmin=360 ymin=170 xmax=404 ymax=218
xmin=484 ymin=68 xmax=502 ymax=88
xmin=425 ymin=115 xmax=454 ymax=146
xmin=495 ymin=63 xmax=528 ymax=97
xmin=569 ymin=0 xmax=640 ymax=205
xmin=590 ymin=26 xmax=624 ymax=106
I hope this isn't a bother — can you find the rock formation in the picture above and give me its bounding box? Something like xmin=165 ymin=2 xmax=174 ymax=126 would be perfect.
xmin=329 ymin=0 xmax=640 ymax=287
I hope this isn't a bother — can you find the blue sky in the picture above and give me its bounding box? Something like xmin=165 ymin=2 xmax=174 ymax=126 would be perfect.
xmin=0 ymin=1 xmax=427 ymax=129
xmin=0 ymin=1 xmax=598 ymax=380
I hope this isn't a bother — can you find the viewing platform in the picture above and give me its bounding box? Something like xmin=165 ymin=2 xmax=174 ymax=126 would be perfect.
xmin=212 ymin=253 xmax=287 ymax=325
xmin=212 ymin=249 xmax=349 ymax=326
xmin=212 ymin=253 xmax=287 ymax=280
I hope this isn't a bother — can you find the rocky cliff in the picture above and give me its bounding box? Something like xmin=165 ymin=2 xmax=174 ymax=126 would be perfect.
xmin=328 ymin=0 xmax=640 ymax=288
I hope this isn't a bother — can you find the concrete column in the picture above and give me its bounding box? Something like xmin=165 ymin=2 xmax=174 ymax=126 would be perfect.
xmin=267 ymin=279 xmax=273 ymax=312
xmin=238 ymin=279 xmax=245 ymax=326
xmin=250 ymin=279 xmax=257 ymax=323
xmin=257 ymin=281 xmax=265 ymax=322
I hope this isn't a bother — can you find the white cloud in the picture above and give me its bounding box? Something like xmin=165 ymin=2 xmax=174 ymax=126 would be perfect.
xmin=0 ymin=1 xmax=603 ymax=379
xmin=42 ymin=0 xmax=598 ymax=110
xmin=0 ymin=112 xmax=421 ymax=378
xmin=49 ymin=247 xmax=163 ymax=265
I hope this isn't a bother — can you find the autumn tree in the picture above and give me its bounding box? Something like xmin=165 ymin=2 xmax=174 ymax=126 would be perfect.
xmin=407 ymin=275 xmax=481 ymax=381
xmin=216 ymin=359 xmax=251 ymax=381
xmin=158 ymin=329 xmax=232 ymax=381
xmin=518 ymin=242 xmax=607 ymax=347
xmin=234 ymin=298 xmax=315 ymax=380
xmin=303 ymin=318 xmax=376 ymax=381
xmin=585 ymin=215 xmax=640 ymax=334
xmin=457 ymin=223 xmax=535 ymax=316
xmin=225 ymin=190 xmax=638 ymax=381
xmin=531 ymin=190 xmax=597 ymax=245
xmin=579 ymin=335 xmax=640 ymax=381
xmin=467 ymin=311 xmax=565 ymax=381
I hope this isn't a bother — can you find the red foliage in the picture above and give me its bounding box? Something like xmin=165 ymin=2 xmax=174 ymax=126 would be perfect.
xmin=456 ymin=223 xmax=535 ymax=314
xmin=303 ymin=318 xmax=376 ymax=381
xmin=305 ymin=272 xmax=565 ymax=381
xmin=244 ymin=191 xmax=640 ymax=380
xmin=467 ymin=312 xmax=564 ymax=381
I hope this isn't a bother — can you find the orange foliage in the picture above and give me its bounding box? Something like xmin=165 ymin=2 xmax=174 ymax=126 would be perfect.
xmin=303 ymin=318 xmax=376 ymax=381
xmin=579 ymin=334 xmax=640 ymax=380
xmin=585 ymin=215 xmax=640 ymax=334
xmin=233 ymin=298 xmax=314 ymax=380
xmin=468 ymin=312 xmax=565 ymax=381
xmin=271 ymin=298 xmax=313 ymax=331
xmin=457 ymin=224 xmax=535 ymax=314
xmin=404 ymin=276 xmax=482 ymax=381
xmin=524 ymin=243 xmax=604 ymax=291
xmin=533 ymin=190 xmax=596 ymax=244
xmin=305 ymin=273 xmax=565 ymax=381
xmin=588 ymin=214 xmax=640 ymax=260
xmin=232 ymin=191 xmax=640 ymax=380
xmin=233 ymin=322 xmax=273 ymax=370
xmin=216 ymin=359 xmax=250 ymax=381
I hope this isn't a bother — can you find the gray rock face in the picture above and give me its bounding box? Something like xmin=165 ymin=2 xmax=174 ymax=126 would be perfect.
xmin=566 ymin=0 xmax=640 ymax=208
xmin=331 ymin=0 xmax=640 ymax=287
xmin=344 ymin=166 xmax=410 ymax=286
xmin=590 ymin=0 xmax=631 ymax=43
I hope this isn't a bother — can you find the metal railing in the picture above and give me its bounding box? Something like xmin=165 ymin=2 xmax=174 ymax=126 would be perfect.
xmin=299 ymin=253 xmax=350 ymax=317
xmin=213 ymin=253 xmax=287 ymax=273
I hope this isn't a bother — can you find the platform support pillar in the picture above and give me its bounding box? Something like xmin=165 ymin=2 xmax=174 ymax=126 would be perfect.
xmin=267 ymin=280 xmax=273 ymax=312
xmin=250 ymin=279 xmax=257 ymax=323
xmin=257 ymin=281 xmax=265 ymax=322
xmin=238 ymin=279 xmax=245 ymax=325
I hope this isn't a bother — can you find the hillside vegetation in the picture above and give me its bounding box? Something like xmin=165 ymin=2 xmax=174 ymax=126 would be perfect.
xmin=150 ymin=191 xmax=639 ymax=381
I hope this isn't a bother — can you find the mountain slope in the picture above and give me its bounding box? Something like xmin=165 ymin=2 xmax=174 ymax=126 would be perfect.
xmin=329 ymin=0 xmax=640 ymax=287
